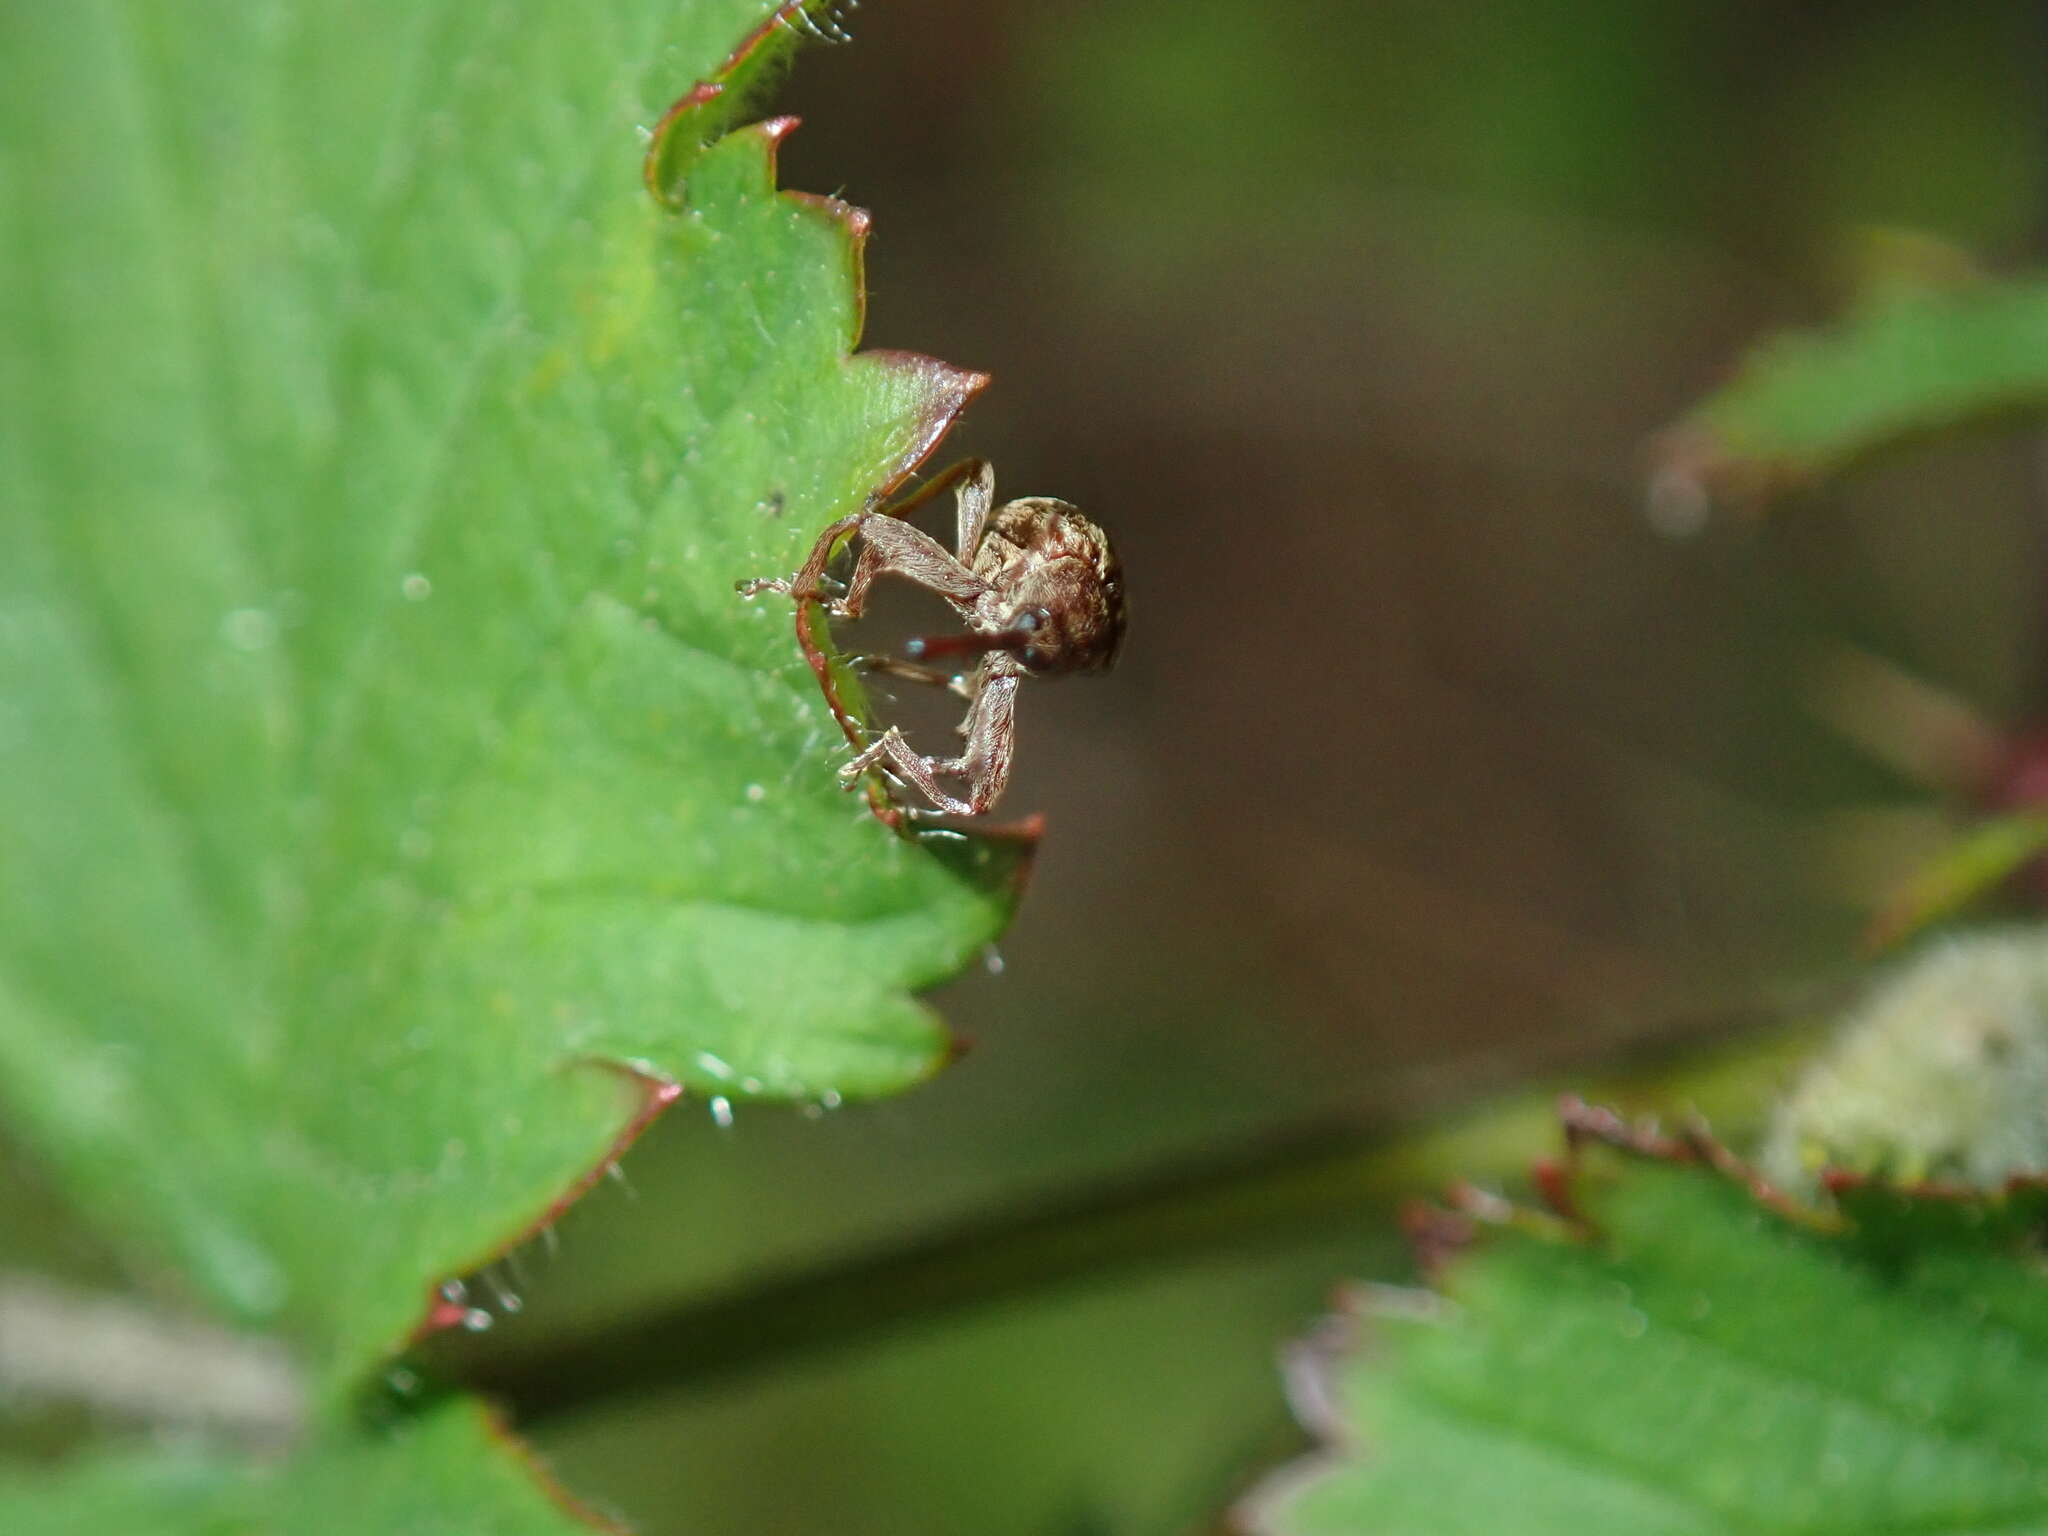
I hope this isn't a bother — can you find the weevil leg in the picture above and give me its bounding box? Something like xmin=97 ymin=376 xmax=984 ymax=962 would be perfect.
xmin=855 ymin=655 xmax=976 ymax=698
xmin=741 ymin=460 xmax=994 ymax=612
xmin=850 ymin=667 xmax=1017 ymax=814
xmin=956 ymin=666 xmax=1020 ymax=814
xmin=838 ymin=512 xmax=988 ymax=618
xmin=951 ymin=460 xmax=996 ymax=558
xmin=869 ymin=458 xmax=990 ymax=548
xmin=840 ymin=726 xmax=977 ymax=817
xmin=737 ymin=514 xmax=862 ymax=602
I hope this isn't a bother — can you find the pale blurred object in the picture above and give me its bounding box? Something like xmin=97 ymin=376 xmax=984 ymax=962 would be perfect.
xmin=1762 ymin=929 xmax=2048 ymax=1188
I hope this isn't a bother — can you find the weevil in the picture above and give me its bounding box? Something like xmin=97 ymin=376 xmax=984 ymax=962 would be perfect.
xmin=739 ymin=459 xmax=1125 ymax=817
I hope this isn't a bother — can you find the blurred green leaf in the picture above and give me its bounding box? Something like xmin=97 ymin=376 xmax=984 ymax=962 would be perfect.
xmin=0 ymin=1448 xmax=248 ymax=1535
xmin=0 ymin=1401 xmax=615 ymax=1534
xmin=1662 ymin=277 xmax=2048 ymax=500
xmin=0 ymin=0 xmax=1016 ymax=1410
xmin=1245 ymin=1110 xmax=2048 ymax=1534
xmin=1867 ymin=812 xmax=2048 ymax=950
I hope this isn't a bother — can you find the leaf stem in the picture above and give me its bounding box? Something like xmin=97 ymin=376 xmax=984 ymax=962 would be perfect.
xmin=418 ymin=1012 xmax=1816 ymax=1428
xmin=0 ymin=1272 xmax=304 ymax=1446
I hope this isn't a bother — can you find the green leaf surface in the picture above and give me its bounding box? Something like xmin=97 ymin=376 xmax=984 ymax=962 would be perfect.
xmin=1659 ymin=277 xmax=2048 ymax=500
xmin=0 ymin=0 xmax=1018 ymax=1401
xmin=1245 ymin=1108 xmax=2048 ymax=1535
xmin=0 ymin=1398 xmax=615 ymax=1535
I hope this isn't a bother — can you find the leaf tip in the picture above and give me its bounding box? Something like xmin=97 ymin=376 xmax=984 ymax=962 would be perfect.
xmin=1643 ymin=418 xmax=1799 ymax=533
xmin=405 ymin=1064 xmax=681 ymax=1355
xmin=643 ymin=2 xmax=834 ymax=205
xmin=866 ymin=354 xmax=991 ymax=467
xmin=477 ymin=1399 xmax=634 ymax=1533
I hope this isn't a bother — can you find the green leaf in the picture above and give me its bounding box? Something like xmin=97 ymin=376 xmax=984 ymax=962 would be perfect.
xmin=0 ymin=0 xmax=1018 ymax=1405
xmin=1657 ymin=276 xmax=2048 ymax=501
xmin=0 ymin=1449 xmax=247 ymax=1535
xmin=1243 ymin=1106 xmax=2048 ymax=1535
xmin=0 ymin=1400 xmax=617 ymax=1535
xmin=1865 ymin=812 xmax=2048 ymax=951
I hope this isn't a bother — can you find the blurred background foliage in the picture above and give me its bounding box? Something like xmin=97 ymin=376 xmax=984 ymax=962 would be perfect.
xmin=12 ymin=2 xmax=2048 ymax=1533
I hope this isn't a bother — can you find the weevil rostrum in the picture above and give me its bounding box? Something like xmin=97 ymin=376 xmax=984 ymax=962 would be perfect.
xmin=739 ymin=459 xmax=1125 ymax=818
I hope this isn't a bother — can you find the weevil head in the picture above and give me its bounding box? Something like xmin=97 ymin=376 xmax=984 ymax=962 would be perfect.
xmin=978 ymin=498 xmax=1126 ymax=676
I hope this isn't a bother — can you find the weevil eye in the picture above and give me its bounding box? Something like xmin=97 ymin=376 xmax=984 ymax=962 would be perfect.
xmin=1021 ymin=646 xmax=1043 ymax=668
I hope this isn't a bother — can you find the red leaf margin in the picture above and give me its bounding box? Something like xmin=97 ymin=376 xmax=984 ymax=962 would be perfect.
xmin=407 ymin=5 xmax=1012 ymax=1337
xmin=641 ymin=6 xmax=1048 ymax=844
xmin=397 ymin=15 xmax=1033 ymax=1527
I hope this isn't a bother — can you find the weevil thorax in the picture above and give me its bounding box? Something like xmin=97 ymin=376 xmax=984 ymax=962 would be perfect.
xmin=971 ymin=497 xmax=1126 ymax=676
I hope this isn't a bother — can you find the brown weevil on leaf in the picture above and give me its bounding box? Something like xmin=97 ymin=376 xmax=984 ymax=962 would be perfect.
xmin=739 ymin=459 xmax=1125 ymax=818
